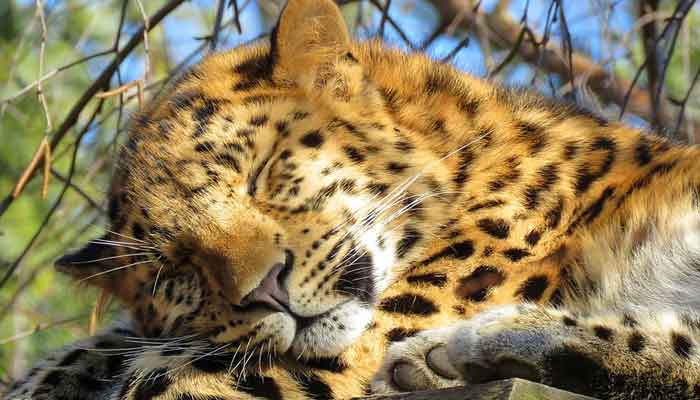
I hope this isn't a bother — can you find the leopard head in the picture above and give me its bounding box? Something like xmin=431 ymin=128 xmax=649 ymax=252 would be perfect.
xmin=55 ymin=0 xmax=445 ymax=366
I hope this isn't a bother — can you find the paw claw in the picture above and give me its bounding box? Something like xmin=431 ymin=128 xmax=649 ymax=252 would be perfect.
xmin=426 ymin=346 xmax=459 ymax=379
xmin=391 ymin=362 xmax=430 ymax=391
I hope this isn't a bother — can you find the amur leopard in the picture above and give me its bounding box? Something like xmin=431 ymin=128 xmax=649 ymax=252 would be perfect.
xmin=6 ymin=0 xmax=700 ymax=399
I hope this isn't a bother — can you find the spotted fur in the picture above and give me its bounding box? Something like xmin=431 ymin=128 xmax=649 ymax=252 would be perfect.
xmin=7 ymin=0 xmax=700 ymax=399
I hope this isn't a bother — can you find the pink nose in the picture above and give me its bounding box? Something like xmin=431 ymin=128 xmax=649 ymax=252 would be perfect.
xmin=239 ymin=263 xmax=290 ymax=312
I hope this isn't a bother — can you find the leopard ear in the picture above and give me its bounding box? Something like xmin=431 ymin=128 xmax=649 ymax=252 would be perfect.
xmin=55 ymin=236 xmax=115 ymax=289
xmin=272 ymin=0 xmax=351 ymax=82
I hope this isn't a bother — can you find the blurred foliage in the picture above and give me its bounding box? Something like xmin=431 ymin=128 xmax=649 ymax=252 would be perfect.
xmin=0 ymin=0 xmax=699 ymax=386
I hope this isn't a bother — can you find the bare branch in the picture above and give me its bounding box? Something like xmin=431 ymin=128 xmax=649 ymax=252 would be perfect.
xmin=554 ymin=0 xmax=575 ymax=98
xmin=0 ymin=12 xmax=38 ymax=121
xmin=424 ymin=0 xmax=700 ymax=136
xmin=639 ymin=0 xmax=664 ymax=129
xmin=0 ymin=101 xmax=105 ymax=291
xmin=0 ymin=49 xmax=114 ymax=106
xmin=231 ymin=0 xmax=243 ymax=34
xmin=11 ymin=138 xmax=49 ymax=199
xmin=35 ymin=0 xmax=52 ymax=135
xmin=211 ymin=0 xmax=227 ymax=51
xmin=652 ymin=0 xmax=696 ymax=122
xmin=674 ymin=66 xmax=700 ymax=139
xmin=0 ymin=314 xmax=93 ymax=345
xmin=50 ymin=168 xmax=107 ymax=214
xmin=378 ymin=0 xmax=391 ymax=38
xmin=0 ymin=0 xmax=187 ymax=220
xmin=134 ymin=0 xmax=152 ymax=83
xmin=441 ymin=35 xmax=470 ymax=63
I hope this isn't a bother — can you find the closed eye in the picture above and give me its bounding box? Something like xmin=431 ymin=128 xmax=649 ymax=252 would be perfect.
xmin=247 ymin=162 xmax=265 ymax=197
xmin=248 ymin=144 xmax=282 ymax=197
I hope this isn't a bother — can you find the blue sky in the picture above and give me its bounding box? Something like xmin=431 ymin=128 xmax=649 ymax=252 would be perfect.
xmin=22 ymin=0 xmax=639 ymax=103
xmin=156 ymin=0 xmax=636 ymax=85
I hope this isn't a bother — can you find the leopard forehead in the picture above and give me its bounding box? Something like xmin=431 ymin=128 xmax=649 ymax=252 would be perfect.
xmin=111 ymin=47 xmax=405 ymax=260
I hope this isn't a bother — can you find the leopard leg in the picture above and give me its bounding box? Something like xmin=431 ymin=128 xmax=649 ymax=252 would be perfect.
xmin=2 ymin=326 xmax=138 ymax=400
xmin=373 ymin=304 xmax=700 ymax=399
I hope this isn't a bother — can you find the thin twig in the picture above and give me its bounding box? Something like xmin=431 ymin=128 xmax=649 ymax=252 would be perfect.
xmin=0 ymin=101 xmax=105 ymax=291
xmin=50 ymin=168 xmax=107 ymax=214
xmin=337 ymin=0 xmax=416 ymax=49
xmin=0 ymin=50 xmax=114 ymax=106
xmin=134 ymin=0 xmax=151 ymax=83
xmin=424 ymin=0 xmax=700 ymax=136
xmin=12 ymin=138 xmax=48 ymax=199
xmin=96 ymin=80 xmax=145 ymax=111
xmin=114 ymin=0 xmax=129 ymax=49
xmin=211 ymin=0 xmax=227 ymax=51
xmin=42 ymin=138 xmax=51 ymax=199
xmin=652 ymin=0 xmax=696 ymax=124
xmin=441 ymin=35 xmax=470 ymax=63
xmin=367 ymin=0 xmax=414 ymax=49
xmin=420 ymin=19 xmax=451 ymax=51
xmin=0 ymin=314 xmax=92 ymax=345
xmin=554 ymin=0 xmax=575 ymax=98
xmin=89 ymin=289 xmax=111 ymax=335
xmin=230 ymin=0 xmax=242 ymax=34
xmin=0 ymin=0 xmax=187 ymax=220
xmin=113 ymin=0 xmax=130 ymax=160
xmin=674 ymin=66 xmax=700 ymax=138
xmin=35 ymin=0 xmax=52 ymax=135
xmin=488 ymin=25 xmax=538 ymax=78
xmin=0 ymin=12 xmax=38 ymax=120
xmin=378 ymin=0 xmax=391 ymax=38
xmin=0 ymin=210 xmax=103 ymax=322
xmin=619 ymin=0 xmax=696 ymax=121
xmin=639 ymin=0 xmax=663 ymax=129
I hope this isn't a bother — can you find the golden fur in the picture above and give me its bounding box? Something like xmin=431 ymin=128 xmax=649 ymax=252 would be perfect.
xmin=7 ymin=1 xmax=700 ymax=399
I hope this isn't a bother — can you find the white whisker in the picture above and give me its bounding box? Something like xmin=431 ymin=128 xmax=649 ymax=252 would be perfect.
xmin=152 ymin=257 xmax=166 ymax=296
xmin=227 ymin=341 xmax=244 ymax=376
xmin=78 ymin=259 xmax=152 ymax=283
xmin=104 ymin=228 xmax=149 ymax=244
xmin=235 ymin=337 xmax=254 ymax=387
xmin=68 ymin=252 xmax=153 ymax=265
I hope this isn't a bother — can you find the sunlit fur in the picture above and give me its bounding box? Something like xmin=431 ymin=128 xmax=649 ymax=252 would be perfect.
xmin=8 ymin=0 xmax=700 ymax=399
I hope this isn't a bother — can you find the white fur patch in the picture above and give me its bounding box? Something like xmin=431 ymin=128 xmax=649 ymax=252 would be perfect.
xmin=572 ymin=205 xmax=700 ymax=315
xmin=290 ymin=300 xmax=372 ymax=357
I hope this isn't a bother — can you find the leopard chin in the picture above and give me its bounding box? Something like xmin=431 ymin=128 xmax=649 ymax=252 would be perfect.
xmin=289 ymin=301 xmax=373 ymax=358
xmin=242 ymin=299 xmax=374 ymax=359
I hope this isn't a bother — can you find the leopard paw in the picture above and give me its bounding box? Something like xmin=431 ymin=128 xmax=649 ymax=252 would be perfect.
xmin=372 ymin=304 xmax=592 ymax=394
xmin=443 ymin=304 xmax=550 ymax=385
xmin=371 ymin=325 xmax=463 ymax=393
